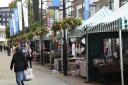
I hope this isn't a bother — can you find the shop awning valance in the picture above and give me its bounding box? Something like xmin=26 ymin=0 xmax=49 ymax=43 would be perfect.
xmin=86 ymin=2 xmax=128 ymax=34
xmin=55 ymin=29 xmax=84 ymax=39
xmin=68 ymin=29 xmax=84 ymax=38
xmin=76 ymin=7 xmax=113 ymax=30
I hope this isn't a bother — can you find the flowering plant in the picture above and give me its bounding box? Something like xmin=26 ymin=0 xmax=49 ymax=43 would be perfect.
xmin=51 ymin=17 xmax=82 ymax=33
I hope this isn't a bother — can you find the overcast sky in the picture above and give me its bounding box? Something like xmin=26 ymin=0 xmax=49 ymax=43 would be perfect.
xmin=0 ymin=0 xmax=14 ymax=7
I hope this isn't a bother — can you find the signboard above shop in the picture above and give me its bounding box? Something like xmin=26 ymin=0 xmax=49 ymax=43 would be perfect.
xmin=52 ymin=0 xmax=60 ymax=9
xmin=48 ymin=0 xmax=60 ymax=9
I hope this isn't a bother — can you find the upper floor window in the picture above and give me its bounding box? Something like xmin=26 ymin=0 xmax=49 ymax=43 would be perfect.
xmin=3 ymin=18 xmax=5 ymax=21
xmin=2 ymin=13 xmax=5 ymax=16
xmin=7 ymin=18 xmax=10 ymax=21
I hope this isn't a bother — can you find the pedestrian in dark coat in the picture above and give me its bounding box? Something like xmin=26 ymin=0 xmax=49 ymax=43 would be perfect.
xmin=26 ymin=46 xmax=32 ymax=68
xmin=7 ymin=46 xmax=11 ymax=56
xmin=4 ymin=45 xmax=6 ymax=51
xmin=0 ymin=45 xmax=2 ymax=52
xmin=10 ymin=47 xmax=28 ymax=85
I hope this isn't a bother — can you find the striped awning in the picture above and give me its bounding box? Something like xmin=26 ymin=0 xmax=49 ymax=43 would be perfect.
xmin=86 ymin=2 xmax=128 ymax=34
xmin=86 ymin=20 xmax=119 ymax=33
xmin=77 ymin=6 xmax=113 ymax=30
xmin=68 ymin=29 xmax=84 ymax=38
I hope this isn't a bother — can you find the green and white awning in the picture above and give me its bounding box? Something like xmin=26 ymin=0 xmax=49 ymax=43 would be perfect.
xmin=86 ymin=2 xmax=128 ymax=34
xmin=77 ymin=7 xmax=113 ymax=30
xmin=68 ymin=29 xmax=84 ymax=38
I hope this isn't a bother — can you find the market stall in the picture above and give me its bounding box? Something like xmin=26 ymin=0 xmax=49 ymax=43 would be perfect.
xmin=61 ymin=6 xmax=114 ymax=77
xmin=85 ymin=2 xmax=128 ymax=85
xmin=67 ymin=29 xmax=86 ymax=76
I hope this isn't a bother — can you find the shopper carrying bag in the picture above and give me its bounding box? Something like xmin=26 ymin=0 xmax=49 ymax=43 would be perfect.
xmin=10 ymin=47 xmax=28 ymax=85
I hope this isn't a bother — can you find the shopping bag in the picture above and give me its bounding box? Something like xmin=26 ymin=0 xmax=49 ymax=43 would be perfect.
xmin=24 ymin=68 xmax=34 ymax=81
xmin=29 ymin=68 xmax=35 ymax=79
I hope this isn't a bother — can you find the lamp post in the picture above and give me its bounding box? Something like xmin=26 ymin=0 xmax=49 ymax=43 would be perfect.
xmin=29 ymin=0 xmax=32 ymax=32
xmin=62 ymin=0 xmax=68 ymax=76
xmin=41 ymin=0 xmax=43 ymax=26
xmin=39 ymin=0 xmax=44 ymax=65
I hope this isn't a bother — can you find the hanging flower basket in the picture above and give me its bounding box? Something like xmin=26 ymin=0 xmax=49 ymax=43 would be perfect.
xmin=34 ymin=27 xmax=48 ymax=37
xmin=27 ymin=32 xmax=35 ymax=40
xmin=51 ymin=21 xmax=62 ymax=33
xmin=64 ymin=17 xmax=82 ymax=31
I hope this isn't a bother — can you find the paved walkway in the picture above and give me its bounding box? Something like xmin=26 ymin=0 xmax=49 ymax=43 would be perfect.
xmin=0 ymin=51 xmax=103 ymax=85
xmin=0 ymin=51 xmax=72 ymax=85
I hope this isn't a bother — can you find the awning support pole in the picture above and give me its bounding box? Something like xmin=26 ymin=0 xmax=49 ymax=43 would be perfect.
xmin=86 ymin=33 xmax=89 ymax=81
xmin=119 ymin=29 xmax=124 ymax=85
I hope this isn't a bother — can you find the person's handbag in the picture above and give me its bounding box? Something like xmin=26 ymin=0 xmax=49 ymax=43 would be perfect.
xmin=24 ymin=68 xmax=34 ymax=81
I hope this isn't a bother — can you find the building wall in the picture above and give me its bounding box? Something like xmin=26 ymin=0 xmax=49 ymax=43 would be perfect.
xmin=46 ymin=0 xmax=128 ymax=22
xmin=46 ymin=0 xmax=52 ymax=8
xmin=72 ymin=0 xmax=110 ymax=19
xmin=89 ymin=0 xmax=114 ymax=16
xmin=72 ymin=0 xmax=83 ymax=19
xmin=0 ymin=26 xmax=6 ymax=43
xmin=0 ymin=7 xmax=11 ymax=26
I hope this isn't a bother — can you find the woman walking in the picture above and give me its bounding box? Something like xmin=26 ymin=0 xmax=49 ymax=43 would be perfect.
xmin=10 ymin=47 xmax=28 ymax=85
xmin=26 ymin=46 xmax=32 ymax=68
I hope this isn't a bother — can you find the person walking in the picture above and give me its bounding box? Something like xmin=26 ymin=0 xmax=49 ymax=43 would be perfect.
xmin=26 ymin=46 xmax=32 ymax=68
xmin=7 ymin=46 xmax=11 ymax=56
xmin=10 ymin=47 xmax=28 ymax=85
xmin=0 ymin=45 xmax=2 ymax=52
xmin=4 ymin=45 xmax=6 ymax=51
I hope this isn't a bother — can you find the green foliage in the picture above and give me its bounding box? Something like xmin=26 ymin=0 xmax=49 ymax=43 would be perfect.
xmin=34 ymin=27 xmax=48 ymax=37
xmin=32 ymin=21 xmax=41 ymax=31
xmin=51 ymin=17 xmax=82 ymax=33
xmin=18 ymin=31 xmax=25 ymax=36
xmin=51 ymin=21 xmax=62 ymax=32
xmin=47 ymin=9 xmax=54 ymax=17
xmin=8 ymin=0 xmax=17 ymax=9
xmin=10 ymin=26 xmax=48 ymax=42
xmin=27 ymin=32 xmax=35 ymax=40
xmin=5 ymin=26 xmax=10 ymax=39
xmin=64 ymin=17 xmax=82 ymax=31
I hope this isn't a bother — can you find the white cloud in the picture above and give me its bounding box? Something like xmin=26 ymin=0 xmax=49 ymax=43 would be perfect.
xmin=0 ymin=0 xmax=14 ymax=7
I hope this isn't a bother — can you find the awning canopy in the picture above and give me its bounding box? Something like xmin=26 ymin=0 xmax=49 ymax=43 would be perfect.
xmin=68 ymin=29 xmax=84 ymax=38
xmin=76 ymin=7 xmax=113 ymax=30
xmin=87 ymin=2 xmax=128 ymax=34
xmin=55 ymin=29 xmax=84 ymax=39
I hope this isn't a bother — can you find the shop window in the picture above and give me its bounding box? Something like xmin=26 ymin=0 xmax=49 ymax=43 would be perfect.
xmin=2 ymin=13 xmax=5 ymax=16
